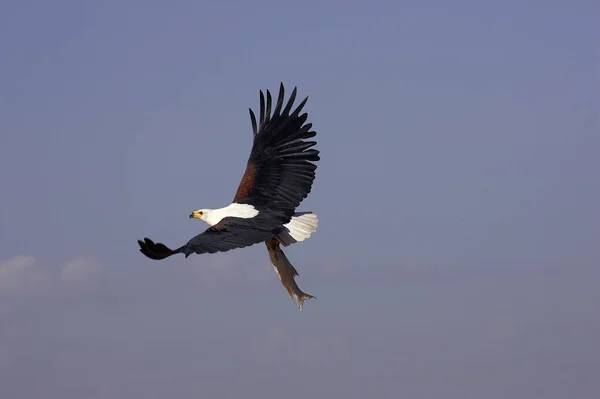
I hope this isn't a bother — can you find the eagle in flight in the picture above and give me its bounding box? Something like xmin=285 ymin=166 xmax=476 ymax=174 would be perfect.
xmin=137 ymin=83 xmax=320 ymax=309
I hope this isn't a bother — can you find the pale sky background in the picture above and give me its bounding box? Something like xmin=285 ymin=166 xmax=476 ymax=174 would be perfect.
xmin=1 ymin=0 xmax=599 ymax=398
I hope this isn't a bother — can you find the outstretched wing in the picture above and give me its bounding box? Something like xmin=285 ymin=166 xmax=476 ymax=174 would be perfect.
xmin=233 ymin=83 xmax=319 ymax=216
xmin=137 ymin=213 xmax=284 ymax=260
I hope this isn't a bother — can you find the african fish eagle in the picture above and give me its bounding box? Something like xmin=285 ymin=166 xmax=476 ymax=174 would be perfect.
xmin=137 ymin=83 xmax=320 ymax=261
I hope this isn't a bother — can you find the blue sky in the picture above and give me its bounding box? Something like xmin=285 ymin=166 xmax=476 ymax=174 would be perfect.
xmin=1 ymin=0 xmax=599 ymax=398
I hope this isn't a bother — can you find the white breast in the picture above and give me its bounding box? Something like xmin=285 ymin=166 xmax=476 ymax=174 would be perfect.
xmin=206 ymin=203 xmax=259 ymax=226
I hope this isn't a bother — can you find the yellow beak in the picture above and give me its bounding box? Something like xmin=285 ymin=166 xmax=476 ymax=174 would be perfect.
xmin=189 ymin=211 xmax=202 ymax=219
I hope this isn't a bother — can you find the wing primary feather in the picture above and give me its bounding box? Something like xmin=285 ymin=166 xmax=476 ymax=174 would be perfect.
xmin=273 ymin=83 xmax=285 ymax=117
xmin=274 ymin=151 xmax=320 ymax=161
xmin=249 ymin=109 xmax=257 ymax=135
xmin=259 ymin=90 xmax=265 ymax=127
xmin=296 ymin=113 xmax=308 ymax=126
xmin=291 ymin=96 xmax=309 ymax=118
xmin=265 ymin=90 xmax=272 ymax=125
xmin=276 ymin=141 xmax=317 ymax=154
xmin=282 ymin=86 xmax=297 ymax=116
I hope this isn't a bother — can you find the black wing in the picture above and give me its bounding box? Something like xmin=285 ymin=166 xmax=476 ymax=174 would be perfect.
xmin=233 ymin=83 xmax=319 ymax=216
xmin=137 ymin=213 xmax=284 ymax=260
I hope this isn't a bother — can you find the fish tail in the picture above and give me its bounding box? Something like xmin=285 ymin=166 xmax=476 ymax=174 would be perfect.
xmin=293 ymin=290 xmax=316 ymax=311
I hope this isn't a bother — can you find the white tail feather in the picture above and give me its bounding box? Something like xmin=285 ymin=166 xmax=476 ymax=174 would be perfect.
xmin=277 ymin=212 xmax=318 ymax=246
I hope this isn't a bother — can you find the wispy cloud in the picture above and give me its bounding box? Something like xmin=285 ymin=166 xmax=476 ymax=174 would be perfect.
xmin=0 ymin=255 xmax=104 ymax=295
xmin=0 ymin=255 xmax=45 ymax=294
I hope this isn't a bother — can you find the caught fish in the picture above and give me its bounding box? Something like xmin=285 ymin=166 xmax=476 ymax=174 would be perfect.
xmin=266 ymin=238 xmax=316 ymax=310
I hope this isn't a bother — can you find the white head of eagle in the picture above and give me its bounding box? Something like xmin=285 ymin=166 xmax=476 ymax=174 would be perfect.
xmin=189 ymin=209 xmax=210 ymax=223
